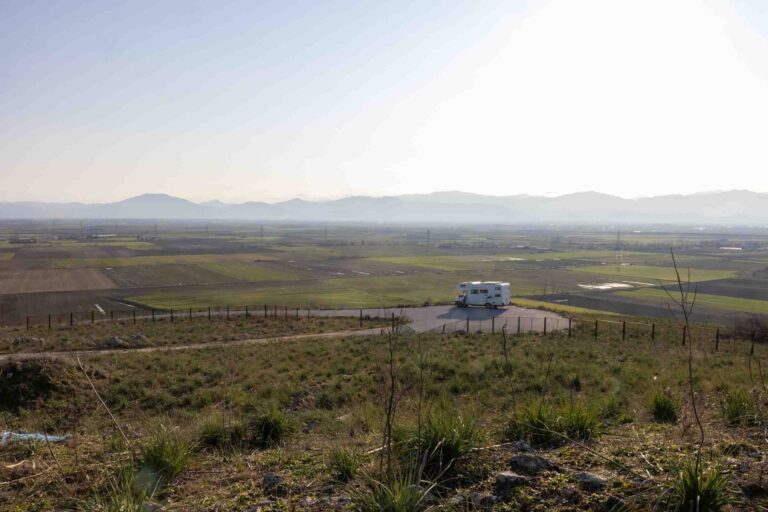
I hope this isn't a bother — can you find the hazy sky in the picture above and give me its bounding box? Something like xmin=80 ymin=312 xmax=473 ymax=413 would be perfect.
xmin=2 ymin=0 xmax=768 ymax=203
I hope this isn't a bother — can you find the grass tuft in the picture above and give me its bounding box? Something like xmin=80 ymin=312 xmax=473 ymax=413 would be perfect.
xmin=672 ymin=460 xmax=730 ymax=512
xmin=249 ymin=406 xmax=294 ymax=449
xmin=398 ymin=411 xmax=479 ymax=479
xmin=327 ymin=448 xmax=361 ymax=483
xmin=139 ymin=425 xmax=191 ymax=491
xmin=722 ymin=389 xmax=760 ymax=427
xmin=650 ymin=393 xmax=678 ymax=423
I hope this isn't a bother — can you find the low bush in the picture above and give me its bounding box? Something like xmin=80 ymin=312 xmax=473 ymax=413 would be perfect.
xmin=650 ymin=393 xmax=677 ymax=423
xmin=504 ymin=402 xmax=599 ymax=446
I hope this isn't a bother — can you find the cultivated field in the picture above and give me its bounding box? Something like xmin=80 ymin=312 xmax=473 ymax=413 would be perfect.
xmin=0 ymin=222 xmax=767 ymax=326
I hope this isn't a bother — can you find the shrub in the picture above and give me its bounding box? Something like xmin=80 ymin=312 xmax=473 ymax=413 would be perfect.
xmin=139 ymin=425 xmax=191 ymax=491
xmin=328 ymin=448 xmax=361 ymax=483
xmin=249 ymin=406 xmax=294 ymax=449
xmin=399 ymin=412 xmax=479 ymax=478
xmin=722 ymin=389 xmax=760 ymax=427
xmin=672 ymin=461 xmax=730 ymax=511
xmin=650 ymin=393 xmax=677 ymax=423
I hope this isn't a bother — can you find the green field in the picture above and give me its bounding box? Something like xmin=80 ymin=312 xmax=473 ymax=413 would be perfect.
xmin=617 ymin=288 xmax=768 ymax=315
xmin=572 ymin=264 xmax=737 ymax=283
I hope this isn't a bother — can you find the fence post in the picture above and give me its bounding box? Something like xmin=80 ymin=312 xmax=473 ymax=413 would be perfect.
xmin=651 ymin=323 xmax=656 ymax=342
xmin=274 ymin=305 xmax=277 ymax=318
xmin=622 ymin=321 xmax=626 ymax=341
xmin=715 ymin=328 xmax=719 ymax=351
xmin=245 ymin=305 xmax=249 ymax=318
xmin=152 ymin=309 xmax=155 ymax=323
xmin=208 ymin=307 xmax=211 ymax=321
xmin=226 ymin=306 xmax=230 ymax=321
xmin=285 ymin=306 xmax=288 ymax=320
xmin=392 ymin=312 xmax=396 ymax=331
xmin=70 ymin=312 xmax=73 ymax=326
xmin=568 ymin=318 xmax=572 ymax=338
xmin=682 ymin=325 xmax=686 ymax=346
xmin=594 ymin=320 xmax=598 ymax=340
xmin=751 ymin=331 xmax=756 ymax=356
xmin=466 ymin=316 xmax=469 ymax=333
xmin=492 ymin=316 xmax=495 ymax=334
xmin=517 ymin=316 xmax=521 ymax=335
xmin=296 ymin=307 xmax=299 ymax=320
xmin=26 ymin=315 xmax=29 ymax=331
xmin=48 ymin=314 xmax=51 ymax=330
xmin=133 ymin=310 xmax=136 ymax=324
xmin=360 ymin=309 xmax=363 ymax=328
xmin=171 ymin=309 xmax=174 ymax=322
xmin=110 ymin=310 xmax=114 ymax=321
xmin=543 ymin=317 xmax=547 ymax=335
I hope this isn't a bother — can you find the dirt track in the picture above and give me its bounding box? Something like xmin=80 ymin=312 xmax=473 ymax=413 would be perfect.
xmin=0 ymin=328 xmax=383 ymax=362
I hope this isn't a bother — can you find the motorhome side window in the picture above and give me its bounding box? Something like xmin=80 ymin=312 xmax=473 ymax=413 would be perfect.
xmin=471 ymin=289 xmax=479 ymax=294
xmin=479 ymin=289 xmax=488 ymax=294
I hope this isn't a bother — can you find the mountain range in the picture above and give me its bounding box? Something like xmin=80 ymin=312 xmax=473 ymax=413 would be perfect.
xmin=1 ymin=191 xmax=767 ymax=225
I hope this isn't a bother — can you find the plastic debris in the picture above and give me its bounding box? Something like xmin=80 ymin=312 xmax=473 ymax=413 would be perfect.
xmin=0 ymin=432 xmax=67 ymax=445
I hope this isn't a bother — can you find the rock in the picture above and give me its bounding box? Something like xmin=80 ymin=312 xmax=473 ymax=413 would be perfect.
xmin=742 ymin=482 xmax=768 ymax=499
xmin=470 ymin=492 xmax=483 ymax=507
xmin=509 ymin=453 xmax=555 ymax=475
xmin=513 ymin=439 xmax=532 ymax=452
xmin=603 ymin=495 xmax=626 ymax=510
xmin=480 ymin=494 xmax=500 ymax=507
xmin=263 ymin=472 xmax=284 ymax=494
xmin=13 ymin=336 xmax=45 ymax=346
xmin=297 ymin=496 xmax=316 ymax=507
xmin=560 ymin=485 xmax=582 ymax=504
xmin=447 ymin=494 xmax=465 ymax=506
xmin=246 ymin=500 xmax=273 ymax=512
xmin=103 ymin=336 xmax=129 ymax=348
xmin=573 ymin=471 xmax=609 ymax=491
xmin=495 ymin=471 xmax=530 ymax=492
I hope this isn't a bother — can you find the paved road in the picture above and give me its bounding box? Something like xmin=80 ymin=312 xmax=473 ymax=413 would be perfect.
xmin=311 ymin=304 xmax=568 ymax=333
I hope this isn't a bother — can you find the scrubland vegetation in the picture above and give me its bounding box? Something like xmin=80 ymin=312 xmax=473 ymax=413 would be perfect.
xmin=1 ymin=317 xmax=766 ymax=511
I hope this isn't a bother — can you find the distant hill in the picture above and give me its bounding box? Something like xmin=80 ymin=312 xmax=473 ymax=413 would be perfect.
xmin=0 ymin=190 xmax=767 ymax=224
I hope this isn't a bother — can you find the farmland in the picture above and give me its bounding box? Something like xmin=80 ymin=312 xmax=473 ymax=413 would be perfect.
xmin=0 ymin=221 xmax=767 ymax=325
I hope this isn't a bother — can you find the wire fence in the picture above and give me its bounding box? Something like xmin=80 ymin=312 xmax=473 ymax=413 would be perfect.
xmin=4 ymin=305 xmax=762 ymax=354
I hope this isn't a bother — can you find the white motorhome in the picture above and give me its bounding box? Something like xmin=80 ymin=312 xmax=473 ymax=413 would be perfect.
xmin=455 ymin=281 xmax=511 ymax=308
